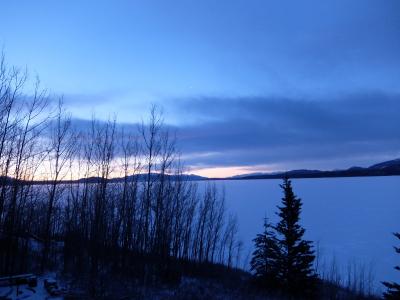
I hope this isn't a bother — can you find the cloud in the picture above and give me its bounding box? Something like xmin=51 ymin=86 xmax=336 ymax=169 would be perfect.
xmin=60 ymin=91 xmax=400 ymax=172
xmin=61 ymin=90 xmax=128 ymax=106
xmin=171 ymin=92 xmax=400 ymax=170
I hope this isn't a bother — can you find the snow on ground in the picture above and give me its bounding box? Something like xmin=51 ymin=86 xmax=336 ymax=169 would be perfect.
xmin=199 ymin=176 xmax=400 ymax=294
xmin=0 ymin=274 xmax=63 ymax=300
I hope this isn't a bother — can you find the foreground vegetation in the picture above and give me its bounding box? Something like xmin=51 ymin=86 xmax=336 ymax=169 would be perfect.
xmin=382 ymin=232 xmax=400 ymax=299
xmin=0 ymin=53 xmax=242 ymax=297
xmin=0 ymin=54 xmax=397 ymax=299
xmin=251 ymin=178 xmax=317 ymax=298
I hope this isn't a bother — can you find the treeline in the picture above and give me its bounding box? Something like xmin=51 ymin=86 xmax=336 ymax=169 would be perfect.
xmin=0 ymin=54 xmax=242 ymax=291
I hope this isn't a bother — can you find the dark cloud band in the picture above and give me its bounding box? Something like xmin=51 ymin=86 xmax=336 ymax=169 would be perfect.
xmin=67 ymin=91 xmax=400 ymax=171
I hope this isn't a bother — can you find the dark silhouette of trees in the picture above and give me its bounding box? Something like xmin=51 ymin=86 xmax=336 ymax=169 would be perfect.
xmin=250 ymin=218 xmax=280 ymax=289
xmin=251 ymin=178 xmax=317 ymax=297
xmin=42 ymin=99 xmax=75 ymax=269
xmin=0 ymin=53 xmax=242 ymax=292
xmin=275 ymin=178 xmax=317 ymax=295
xmin=0 ymin=53 xmax=49 ymax=274
xmin=382 ymin=232 xmax=400 ymax=299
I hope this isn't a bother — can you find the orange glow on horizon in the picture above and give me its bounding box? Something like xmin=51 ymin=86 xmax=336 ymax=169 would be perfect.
xmin=187 ymin=165 xmax=279 ymax=178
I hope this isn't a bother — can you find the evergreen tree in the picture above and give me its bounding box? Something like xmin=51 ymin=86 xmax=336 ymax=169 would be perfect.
xmin=382 ymin=232 xmax=400 ymax=299
xmin=274 ymin=178 xmax=317 ymax=296
xmin=250 ymin=218 xmax=280 ymax=289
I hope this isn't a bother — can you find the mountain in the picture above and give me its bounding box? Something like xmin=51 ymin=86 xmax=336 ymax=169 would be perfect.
xmin=230 ymin=172 xmax=269 ymax=179
xmin=3 ymin=158 xmax=400 ymax=184
xmin=369 ymin=158 xmax=400 ymax=170
xmin=75 ymin=173 xmax=206 ymax=184
xmin=226 ymin=158 xmax=400 ymax=180
xmin=2 ymin=173 xmax=206 ymax=186
xmin=0 ymin=175 xmax=15 ymax=184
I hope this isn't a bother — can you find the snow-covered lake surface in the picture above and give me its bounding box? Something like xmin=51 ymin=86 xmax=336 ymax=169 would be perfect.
xmin=199 ymin=176 xmax=400 ymax=294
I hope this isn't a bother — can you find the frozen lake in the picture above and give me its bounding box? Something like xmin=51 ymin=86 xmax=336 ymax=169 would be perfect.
xmin=200 ymin=176 xmax=400 ymax=294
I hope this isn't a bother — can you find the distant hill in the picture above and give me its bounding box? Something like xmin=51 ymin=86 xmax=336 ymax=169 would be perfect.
xmin=3 ymin=158 xmax=400 ymax=184
xmin=28 ymin=173 xmax=207 ymax=185
xmin=369 ymin=158 xmax=400 ymax=170
xmin=0 ymin=175 xmax=15 ymax=184
xmin=225 ymin=158 xmax=400 ymax=180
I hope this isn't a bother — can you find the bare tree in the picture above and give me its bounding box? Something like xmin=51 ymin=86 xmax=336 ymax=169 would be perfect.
xmin=0 ymin=55 xmax=242 ymax=286
xmin=42 ymin=99 xmax=75 ymax=268
xmin=139 ymin=105 xmax=162 ymax=253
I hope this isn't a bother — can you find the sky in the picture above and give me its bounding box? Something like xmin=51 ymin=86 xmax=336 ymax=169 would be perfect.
xmin=1 ymin=0 xmax=400 ymax=177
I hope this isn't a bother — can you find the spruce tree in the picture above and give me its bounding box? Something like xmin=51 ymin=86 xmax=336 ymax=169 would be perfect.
xmin=382 ymin=232 xmax=400 ymax=299
xmin=250 ymin=218 xmax=280 ymax=289
xmin=274 ymin=178 xmax=317 ymax=295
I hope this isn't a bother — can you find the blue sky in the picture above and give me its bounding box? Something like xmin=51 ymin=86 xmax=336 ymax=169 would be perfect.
xmin=1 ymin=0 xmax=400 ymax=176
